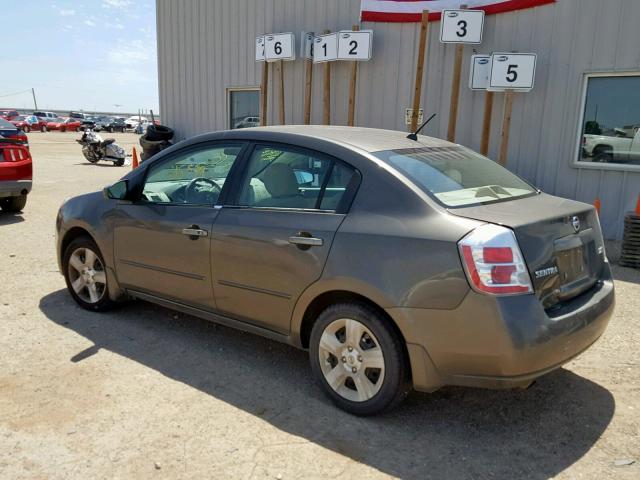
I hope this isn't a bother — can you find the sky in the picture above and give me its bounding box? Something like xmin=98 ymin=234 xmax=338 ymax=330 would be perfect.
xmin=1 ymin=0 xmax=158 ymax=115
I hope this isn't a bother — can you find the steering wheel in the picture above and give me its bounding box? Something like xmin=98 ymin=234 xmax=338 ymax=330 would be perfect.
xmin=185 ymin=177 xmax=222 ymax=204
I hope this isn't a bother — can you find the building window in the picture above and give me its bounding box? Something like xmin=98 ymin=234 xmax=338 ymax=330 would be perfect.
xmin=228 ymin=88 xmax=260 ymax=129
xmin=577 ymin=73 xmax=640 ymax=168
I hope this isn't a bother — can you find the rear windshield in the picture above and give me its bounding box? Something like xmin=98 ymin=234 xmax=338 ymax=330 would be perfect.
xmin=0 ymin=118 xmax=16 ymax=129
xmin=373 ymin=146 xmax=537 ymax=208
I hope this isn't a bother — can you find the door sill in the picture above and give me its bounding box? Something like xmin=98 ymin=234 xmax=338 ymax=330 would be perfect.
xmin=127 ymin=289 xmax=293 ymax=346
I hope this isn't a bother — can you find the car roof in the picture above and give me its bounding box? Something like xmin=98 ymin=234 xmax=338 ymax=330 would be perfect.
xmin=224 ymin=125 xmax=454 ymax=153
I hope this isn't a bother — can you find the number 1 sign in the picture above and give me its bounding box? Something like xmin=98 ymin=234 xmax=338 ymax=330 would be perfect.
xmin=489 ymin=53 xmax=537 ymax=91
xmin=313 ymin=33 xmax=338 ymax=63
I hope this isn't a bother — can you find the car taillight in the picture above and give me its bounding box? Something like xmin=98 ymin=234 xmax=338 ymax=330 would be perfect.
xmin=7 ymin=133 xmax=28 ymax=144
xmin=458 ymin=224 xmax=533 ymax=295
xmin=1 ymin=145 xmax=31 ymax=163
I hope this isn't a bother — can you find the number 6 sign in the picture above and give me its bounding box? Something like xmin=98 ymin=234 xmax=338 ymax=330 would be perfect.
xmin=264 ymin=33 xmax=295 ymax=62
xmin=489 ymin=53 xmax=537 ymax=91
xmin=440 ymin=10 xmax=484 ymax=44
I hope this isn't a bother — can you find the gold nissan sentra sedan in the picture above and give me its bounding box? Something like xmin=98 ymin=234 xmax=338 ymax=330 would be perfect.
xmin=56 ymin=126 xmax=614 ymax=415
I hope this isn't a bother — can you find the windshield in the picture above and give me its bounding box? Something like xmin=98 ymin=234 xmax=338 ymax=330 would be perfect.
xmin=374 ymin=146 xmax=537 ymax=208
xmin=13 ymin=116 xmax=27 ymax=121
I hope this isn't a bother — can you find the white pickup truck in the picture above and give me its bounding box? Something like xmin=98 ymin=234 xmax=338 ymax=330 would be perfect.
xmin=583 ymin=126 xmax=640 ymax=163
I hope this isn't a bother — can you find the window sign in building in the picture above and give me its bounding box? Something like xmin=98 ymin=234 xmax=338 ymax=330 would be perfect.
xmin=578 ymin=74 xmax=640 ymax=166
xmin=229 ymin=89 xmax=260 ymax=129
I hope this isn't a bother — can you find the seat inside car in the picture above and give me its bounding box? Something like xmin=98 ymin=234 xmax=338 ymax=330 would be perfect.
xmin=256 ymin=162 xmax=314 ymax=208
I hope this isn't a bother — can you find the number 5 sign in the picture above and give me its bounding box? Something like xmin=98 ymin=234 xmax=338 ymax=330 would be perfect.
xmin=440 ymin=10 xmax=484 ymax=44
xmin=489 ymin=53 xmax=537 ymax=91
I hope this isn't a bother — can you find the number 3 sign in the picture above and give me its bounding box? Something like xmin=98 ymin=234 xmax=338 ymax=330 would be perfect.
xmin=489 ymin=53 xmax=537 ymax=91
xmin=440 ymin=10 xmax=484 ymax=44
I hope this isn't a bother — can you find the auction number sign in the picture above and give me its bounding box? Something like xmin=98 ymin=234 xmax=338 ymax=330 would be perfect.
xmin=313 ymin=33 xmax=338 ymax=63
xmin=264 ymin=32 xmax=295 ymax=62
xmin=489 ymin=53 xmax=536 ymax=91
xmin=469 ymin=54 xmax=491 ymax=90
xmin=300 ymin=31 xmax=314 ymax=60
xmin=337 ymin=30 xmax=373 ymax=60
xmin=440 ymin=10 xmax=484 ymax=44
xmin=255 ymin=36 xmax=265 ymax=62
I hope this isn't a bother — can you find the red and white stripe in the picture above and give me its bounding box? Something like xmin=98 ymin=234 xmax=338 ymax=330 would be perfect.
xmin=360 ymin=0 xmax=556 ymax=22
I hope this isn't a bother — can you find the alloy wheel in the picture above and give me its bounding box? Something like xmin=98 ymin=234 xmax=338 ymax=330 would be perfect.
xmin=318 ymin=318 xmax=385 ymax=402
xmin=67 ymin=247 xmax=107 ymax=304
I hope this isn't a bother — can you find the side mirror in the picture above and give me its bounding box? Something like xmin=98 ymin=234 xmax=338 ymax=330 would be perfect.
xmin=103 ymin=180 xmax=129 ymax=200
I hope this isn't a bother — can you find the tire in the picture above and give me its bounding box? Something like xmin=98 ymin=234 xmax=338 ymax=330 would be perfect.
xmin=114 ymin=158 xmax=125 ymax=166
xmin=145 ymin=124 xmax=174 ymax=142
xmin=60 ymin=127 xmax=66 ymax=133
xmin=23 ymin=125 xmax=30 ymax=133
xmin=41 ymin=125 xmax=47 ymax=132
xmin=593 ymin=147 xmax=613 ymax=163
xmin=76 ymin=127 xmax=81 ymax=132
xmin=309 ymin=302 xmax=411 ymax=416
xmin=0 ymin=195 xmax=27 ymax=213
xmin=63 ymin=236 xmax=115 ymax=311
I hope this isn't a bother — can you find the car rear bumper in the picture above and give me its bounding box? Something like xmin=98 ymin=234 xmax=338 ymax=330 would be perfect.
xmin=0 ymin=179 xmax=32 ymax=198
xmin=389 ymin=265 xmax=615 ymax=392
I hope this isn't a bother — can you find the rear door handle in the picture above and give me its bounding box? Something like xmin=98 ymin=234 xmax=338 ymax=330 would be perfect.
xmin=182 ymin=227 xmax=208 ymax=237
xmin=288 ymin=235 xmax=323 ymax=247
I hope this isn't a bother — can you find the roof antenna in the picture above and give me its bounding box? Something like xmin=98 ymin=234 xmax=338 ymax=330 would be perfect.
xmin=407 ymin=113 xmax=436 ymax=141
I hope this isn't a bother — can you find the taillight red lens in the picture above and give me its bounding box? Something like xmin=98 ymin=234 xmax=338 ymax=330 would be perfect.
xmin=1 ymin=145 xmax=31 ymax=163
xmin=458 ymin=224 xmax=533 ymax=296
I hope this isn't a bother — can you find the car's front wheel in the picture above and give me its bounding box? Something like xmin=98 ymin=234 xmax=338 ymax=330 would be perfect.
xmin=0 ymin=195 xmax=27 ymax=212
xmin=63 ymin=236 xmax=115 ymax=311
xmin=309 ymin=303 xmax=410 ymax=415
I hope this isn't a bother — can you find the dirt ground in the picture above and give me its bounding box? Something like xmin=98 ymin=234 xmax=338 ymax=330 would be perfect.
xmin=0 ymin=132 xmax=638 ymax=479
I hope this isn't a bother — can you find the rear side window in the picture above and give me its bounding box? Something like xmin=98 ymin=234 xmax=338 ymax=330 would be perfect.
xmin=374 ymin=146 xmax=537 ymax=207
xmin=237 ymin=144 xmax=356 ymax=211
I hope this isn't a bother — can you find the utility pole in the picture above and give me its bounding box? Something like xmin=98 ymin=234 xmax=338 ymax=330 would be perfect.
xmin=31 ymin=88 xmax=38 ymax=110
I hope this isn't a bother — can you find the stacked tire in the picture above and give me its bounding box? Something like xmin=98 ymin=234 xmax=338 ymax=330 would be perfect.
xmin=139 ymin=124 xmax=174 ymax=162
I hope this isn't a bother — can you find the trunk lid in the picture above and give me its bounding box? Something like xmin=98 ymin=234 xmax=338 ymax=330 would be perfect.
xmin=450 ymin=193 xmax=606 ymax=308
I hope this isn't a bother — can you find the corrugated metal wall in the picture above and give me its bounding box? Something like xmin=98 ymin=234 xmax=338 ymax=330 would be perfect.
xmin=156 ymin=0 xmax=640 ymax=240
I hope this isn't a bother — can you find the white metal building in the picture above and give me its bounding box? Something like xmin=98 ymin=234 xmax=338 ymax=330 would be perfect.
xmin=155 ymin=0 xmax=640 ymax=240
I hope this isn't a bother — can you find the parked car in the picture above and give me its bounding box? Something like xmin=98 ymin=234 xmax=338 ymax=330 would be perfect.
xmin=95 ymin=116 xmax=126 ymax=133
xmin=55 ymin=126 xmax=614 ymax=415
xmin=124 ymin=116 xmax=147 ymax=129
xmin=234 ymin=116 xmax=260 ymax=129
xmin=0 ymin=109 xmax=20 ymax=121
xmin=33 ymin=111 xmax=58 ymax=121
xmin=0 ymin=136 xmax=32 ymax=213
xmin=69 ymin=111 xmax=86 ymax=119
xmin=80 ymin=116 xmax=99 ymax=130
xmin=583 ymin=126 xmax=640 ymax=163
xmin=10 ymin=115 xmax=47 ymax=133
xmin=46 ymin=117 xmax=82 ymax=132
xmin=0 ymin=118 xmax=28 ymax=147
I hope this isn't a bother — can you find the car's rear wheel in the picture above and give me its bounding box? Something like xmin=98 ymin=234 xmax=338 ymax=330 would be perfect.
xmin=0 ymin=195 xmax=27 ymax=213
xmin=76 ymin=126 xmax=81 ymax=132
xmin=23 ymin=126 xmax=30 ymax=133
xmin=60 ymin=127 xmax=66 ymax=133
xmin=41 ymin=125 xmax=47 ymax=132
xmin=309 ymin=303 xmax=410 ymax=415
xmin=63 ymin=236 xmax=115 ymax=311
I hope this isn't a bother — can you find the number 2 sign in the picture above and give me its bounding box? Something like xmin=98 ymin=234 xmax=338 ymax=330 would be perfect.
xmin=489 ymin=53 xmax=537 ymax=91
xmin=337 ymin=30 xmax=373 ymax=61
xmin=440 ymin=10 xmax=484 ymax=44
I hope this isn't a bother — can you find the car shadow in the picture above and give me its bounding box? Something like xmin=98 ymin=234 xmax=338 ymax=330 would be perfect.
xmin=39 ymin=289 xmax=615 ymax=479
xmin=612 ymin=264 xmax=640 ymax=285
xmin=0 ymin=211 xmax=25 ymax=225
xmin=74 ymin=163 xmax=127 ymax=168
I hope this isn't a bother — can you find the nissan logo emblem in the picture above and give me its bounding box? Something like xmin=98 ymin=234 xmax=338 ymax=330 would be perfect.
xmin=571 ymin=216 xmax=580 ymax=233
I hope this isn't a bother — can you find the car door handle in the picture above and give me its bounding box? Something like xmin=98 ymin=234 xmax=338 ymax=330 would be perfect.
xmin=288 ymin=235 xmax=323 ymax=247
xmin=182 ymin=227 xmax=208 ymax=237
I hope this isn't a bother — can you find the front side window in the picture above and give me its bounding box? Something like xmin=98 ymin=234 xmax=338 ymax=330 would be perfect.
xmin=374 ymin=146 xmax=537 ymax=208
xmin=142 ymin=143 xmax=245 ymax=205
xmin=237 ymin=145 xmax=355 ymax=211
xmin=229 ymin=89 xmax=260 ymax=129
xmin=578 ymin=74 xmax=640 ymax=167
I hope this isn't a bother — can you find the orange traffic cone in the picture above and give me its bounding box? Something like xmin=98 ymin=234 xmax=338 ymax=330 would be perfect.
xmin=132 ymin=146 xmax=139 ymax=169
xmin=635 ymin=193 xmax=640 ymax=216
xmin=593 ymin=197 xmax=601 ymax=216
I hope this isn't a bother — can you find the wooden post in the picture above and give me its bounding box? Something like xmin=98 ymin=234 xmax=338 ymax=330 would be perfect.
xmin=278 ymin=60 xmax=285 ymax=125
xmin=347 ymin=25 xmax=360 ymax=127
xmin=498 ymin=91 xmax=515 ymax=166
xmin=410 ymin=10 xmax=430 ymax=133
xmin=446 ymin=4 xmax=467 ymax=142
xmin=260 ymin=61 xmax=269 ymax=126
xmin=480 ymin=90 xmax=494 ymax=156
xmin=303 ymin=56 xmax=313 ymax=124
xmin=322 ymin=29 xmax=331 ymax=125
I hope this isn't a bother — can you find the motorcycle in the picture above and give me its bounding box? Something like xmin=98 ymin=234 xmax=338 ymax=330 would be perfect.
xmin=76 ymin=128 xmax=126 ymax=166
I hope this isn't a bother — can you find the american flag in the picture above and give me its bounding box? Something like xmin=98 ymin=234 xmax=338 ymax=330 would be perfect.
xmin=360 ymin=0 xmax=555 ymax=22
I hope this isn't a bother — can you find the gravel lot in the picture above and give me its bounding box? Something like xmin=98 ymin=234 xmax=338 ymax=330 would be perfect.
xmin=1 ymin=132 xmax=638 ymax=479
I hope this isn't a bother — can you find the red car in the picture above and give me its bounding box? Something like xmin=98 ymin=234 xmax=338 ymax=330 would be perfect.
xmin=47 ymin=117 xmax=82 ymax=132
xmin=0 ymin=139 xmax=32 ymax=213
xmin=0 ymin=109 xmax=20 ymax=121
xmin=10 ymin=115 xmax=48 ymax=133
